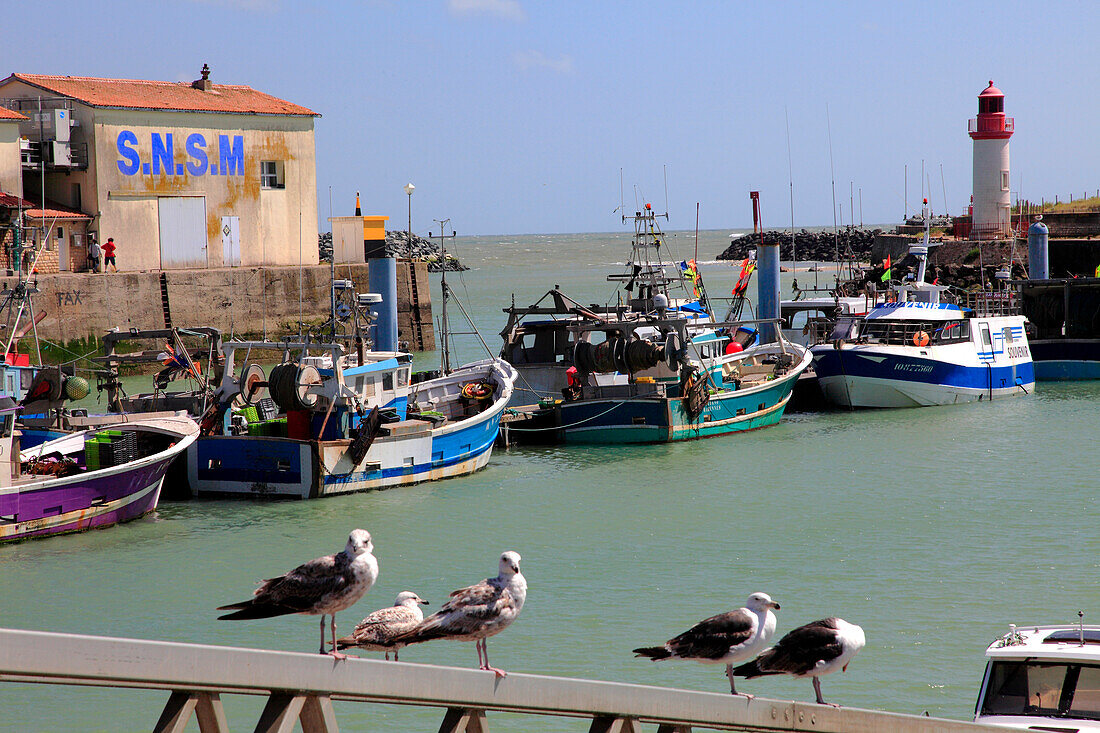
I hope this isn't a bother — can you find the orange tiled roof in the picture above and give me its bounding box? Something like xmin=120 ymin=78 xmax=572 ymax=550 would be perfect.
xmin=0 ymin=192 xmax=91 ymax=220
xmin=0 ymin=105 xmax=27 ymax=120
xmin=3 ymin=73 xmax=318 ymax=117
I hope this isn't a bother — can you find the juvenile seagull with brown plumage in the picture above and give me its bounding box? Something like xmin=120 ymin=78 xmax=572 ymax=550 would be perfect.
xmin=217 ymin=529 xmax=379 ymax=659
xmin=335 ymin=591 xmax=429 ymax=660
xmin=634 ymin=592 xmax=780 ymax=696
xmin=392 ymin=551 xmax=526 ymax=677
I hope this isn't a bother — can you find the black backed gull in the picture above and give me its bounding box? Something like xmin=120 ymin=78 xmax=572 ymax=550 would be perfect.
xmin=633 ymin=592 xmax=780 ymax=696
xmin=335 ymin=591 xmax=429 ymax=660
xmin=217 ymin=529 xmax=379 ymax=659
xmin=732 ymin=616 xmax=865 ymax=706
xmin=392 ymin=551 xmax=526 ymax=677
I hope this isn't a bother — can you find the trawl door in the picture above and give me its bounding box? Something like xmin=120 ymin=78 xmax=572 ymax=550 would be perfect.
xmin=158 ymin=196 xmax=207 ymax=268
xmin=221 ymin=216 xmax=241 ymax=266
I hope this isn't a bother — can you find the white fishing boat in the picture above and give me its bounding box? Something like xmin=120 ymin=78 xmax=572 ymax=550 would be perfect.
xmin=810 ymin=204 xmax=1035 ymax=408
xmin=974 ymin=620 xmax=1100 ymax=731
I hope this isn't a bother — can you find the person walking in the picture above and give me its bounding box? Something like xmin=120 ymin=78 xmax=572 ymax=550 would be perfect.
xmin=88 ymin=237 xmax=101 ymax=273
xmin=103 ymin=237 xmax=117 ymax=273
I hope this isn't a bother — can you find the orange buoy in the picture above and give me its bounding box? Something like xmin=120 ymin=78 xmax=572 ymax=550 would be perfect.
xmin=913 ymin=331 xmax=930 ymax=347
xmin=724 ymin=341 xmax=743 ymax=355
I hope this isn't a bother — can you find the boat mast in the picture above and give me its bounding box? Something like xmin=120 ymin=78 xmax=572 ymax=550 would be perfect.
xmin=433 ymin=219 xmax=455 ymax=375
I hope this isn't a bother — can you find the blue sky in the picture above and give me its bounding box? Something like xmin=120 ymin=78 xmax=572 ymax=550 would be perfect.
xmin=19 ymin=0 xmax=1100 ymax=235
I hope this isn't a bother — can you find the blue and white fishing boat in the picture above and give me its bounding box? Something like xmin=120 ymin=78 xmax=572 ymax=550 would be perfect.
xmin=187 ymin=341 xmax=516 ymax=499
xmin=811 ymin=205 xmax=1035 ymax=408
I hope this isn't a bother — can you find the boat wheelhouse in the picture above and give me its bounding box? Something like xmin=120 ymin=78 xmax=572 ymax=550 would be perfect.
xmin=974 ymin=622 xmax=1100 ymax=731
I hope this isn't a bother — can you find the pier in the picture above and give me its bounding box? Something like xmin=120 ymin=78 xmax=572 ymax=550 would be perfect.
xmin=0 ymin=627 xmax=1002 ymax=732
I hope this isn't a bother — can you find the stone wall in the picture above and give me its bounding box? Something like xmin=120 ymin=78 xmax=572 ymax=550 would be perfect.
xmin=0 ymin=261 xmax=435 ymax=350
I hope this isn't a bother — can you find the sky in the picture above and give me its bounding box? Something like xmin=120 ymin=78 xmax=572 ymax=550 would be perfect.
xmin=12 ymin=0 xmax=1100 ymax=235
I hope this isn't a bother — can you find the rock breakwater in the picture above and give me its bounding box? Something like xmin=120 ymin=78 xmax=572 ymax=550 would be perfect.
xmin=717 ymin=228 xmax=882 ymax=262
xmin=319 ymin=231 xmax=468 ymax=271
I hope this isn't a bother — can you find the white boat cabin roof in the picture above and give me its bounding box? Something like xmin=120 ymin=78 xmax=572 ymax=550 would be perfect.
xmin=985 ymin=624 xmax=1100 ymax=664
xmin=866 ymin=301 xmax=968 ymax=322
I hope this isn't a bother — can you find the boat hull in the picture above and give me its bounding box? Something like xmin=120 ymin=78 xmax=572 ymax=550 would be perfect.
xmin=557 ymin=346 xmax=810 ymax=444
xmin=187 ymin=359 xmax=516 ymax=500
xmin=1030 ymin=338 xmax=1100 ymax=380
xmin=813 ymin=350 xmax=1035 ymax=408
xmin=0 ymin=417 xmax=198 ymax=543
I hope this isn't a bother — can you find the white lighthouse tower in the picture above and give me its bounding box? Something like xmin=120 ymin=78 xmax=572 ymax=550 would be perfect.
xmin=968 ymin=80 xmax=1014 ymax=239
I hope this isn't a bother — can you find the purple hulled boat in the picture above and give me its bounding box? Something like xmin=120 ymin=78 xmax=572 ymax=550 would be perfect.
xmin=0 ymin=411 xmax=198 ymax=543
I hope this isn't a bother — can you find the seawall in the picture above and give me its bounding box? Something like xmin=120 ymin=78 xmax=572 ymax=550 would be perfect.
xmin=0 ymin=261 xmax=435 ymax=350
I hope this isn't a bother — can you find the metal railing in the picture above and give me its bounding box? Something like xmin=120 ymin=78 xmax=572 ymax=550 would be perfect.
xmin=957 ymin=290 xmax=1020 ymax=317
xmin=0 ymin=627 xmax=1004 ymax=733
xmin=967 ymin=117 xmax=1014 ymax=133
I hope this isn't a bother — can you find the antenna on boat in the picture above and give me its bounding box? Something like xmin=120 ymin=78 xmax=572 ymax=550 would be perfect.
xmin=619 ymin=167 xmax=624 ymax=220
xmin=1079 ymin=611 xmax=1085 ymax=646
xmin=785 ymin=106 xmax=796 ymax=273
xmin=694 ymin=202 xmax=699 ymax=263
xmin=940 ymin=163 xmax=949 ymax=217
xmin=432 ymin=218 xmax=456 ymax=375
xmin=826 ymin=103 xmax=839 ymax=284
xmin=663 ymin=164 xmax=669 ymax=217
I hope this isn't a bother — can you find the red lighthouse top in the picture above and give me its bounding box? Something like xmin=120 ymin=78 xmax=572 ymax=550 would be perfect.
xmin=969 ymin=80 xmax=1013 ymax=140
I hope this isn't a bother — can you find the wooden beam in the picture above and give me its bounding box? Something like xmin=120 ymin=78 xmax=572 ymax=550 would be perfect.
xmin=300 ymin=695 xmax=339 ymax=733
xmin=439 ymin=707 xmax=488 ymax=733
xmin=656 ymin=726 xmax=691 ymax=733
xmin=254 ymin=693 xmax=306 ymax=733
xmin=589 ymin=716 xmax=638 ymax=733
xmin=153 ymin=691 xmax=197 ymax=733
xmin=194 ymin=693 xmax=230 ymax=733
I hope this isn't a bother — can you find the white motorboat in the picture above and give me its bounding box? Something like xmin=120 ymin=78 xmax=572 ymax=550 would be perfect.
xmin=974 ymin=621 xmax=1100 ymax=731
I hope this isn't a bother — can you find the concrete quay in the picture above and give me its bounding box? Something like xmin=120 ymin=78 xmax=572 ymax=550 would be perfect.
xmin=0 ymin=260 xmax=435 ymax=351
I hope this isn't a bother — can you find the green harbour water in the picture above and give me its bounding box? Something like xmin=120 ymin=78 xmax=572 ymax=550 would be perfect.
xmin=1 ymin=229 xmax=1098 ymax=730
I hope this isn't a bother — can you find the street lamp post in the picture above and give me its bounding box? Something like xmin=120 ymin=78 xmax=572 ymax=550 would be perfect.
xmin=404 ymin=183 xmax=415 ymax=249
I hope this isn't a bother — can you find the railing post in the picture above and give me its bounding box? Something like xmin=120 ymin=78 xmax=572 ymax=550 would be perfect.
xmin=153 ymin=691 xmax=198 ymax=733
xmin=589 ymin=716 xmax=639 ymax=733
xmin=439 ymin=707 xmax=488 ymax=733
xmin=255 ymin=693 xmax=306 ymax=733
xmin=195 ymin=693 xmax=230 ymax=733
xmin=300 ymin=695 xmax=339 ymax=733
xmin=154 ymin=691 xmax=229 ymax=733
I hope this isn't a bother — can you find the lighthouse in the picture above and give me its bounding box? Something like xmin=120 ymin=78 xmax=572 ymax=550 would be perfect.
xmin=968 ymin=80 xmax=1014 ymax=239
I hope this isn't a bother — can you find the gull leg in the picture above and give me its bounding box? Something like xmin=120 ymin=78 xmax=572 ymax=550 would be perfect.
xmin=393 ymin=649 xmax=399 ymax=662
xmin=813 ymin=677 xmax=838 ymax=707
xmin=475 ymin=640 xmax=485 ymax=668
xmin=480 ymin=640 xmax=507 ymax=678
xmin=385 ymin=652 xmax=391 ymax=661
xmin=726 ymin=665 xmax=753 ymax=698
xmin=319 ymin=616 xmax=327 ymax=655
xmin=328 ymin=614 xmax=348 ymax=660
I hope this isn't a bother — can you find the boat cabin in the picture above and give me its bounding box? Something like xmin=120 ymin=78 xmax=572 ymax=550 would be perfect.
xmin=975 ymin=623 xmax=1100 ymax=730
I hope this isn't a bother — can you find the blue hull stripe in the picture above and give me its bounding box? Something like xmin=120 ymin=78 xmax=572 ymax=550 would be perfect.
xmin=813 ymin=351 xmax=1035 ymax=390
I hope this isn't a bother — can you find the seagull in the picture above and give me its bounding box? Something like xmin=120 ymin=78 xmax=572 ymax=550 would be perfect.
xmin=217 ymin=529 xmax=379 ymax=659
xmin=731 ymin=617 xmax=866 ymax=706
xmin=392 ymin=551 xmax=526 ymax=677
xmin=335 ymin=591 xmax=429 ymax=660
xmin=633 ymin=592 xmax=780 ymax=696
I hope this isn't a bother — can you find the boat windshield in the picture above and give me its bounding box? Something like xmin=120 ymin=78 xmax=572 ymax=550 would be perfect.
xmin=980 ymin=661 xmax=1100 ymax=721
xmin=859 ymin=319 xmax=970 ymax=345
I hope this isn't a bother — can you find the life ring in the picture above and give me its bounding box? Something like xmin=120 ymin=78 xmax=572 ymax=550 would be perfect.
xmin=913 ymin=331 xmax=930 ymax=347
xmin=461 ymin=381 xmax=494 ymax=401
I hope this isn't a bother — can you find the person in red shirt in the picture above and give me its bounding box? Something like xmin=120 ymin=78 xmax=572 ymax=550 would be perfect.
xmin=103 ymin=237 xmax=117 ymax=272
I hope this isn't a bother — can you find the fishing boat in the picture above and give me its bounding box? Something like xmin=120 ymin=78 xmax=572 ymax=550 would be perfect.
xmin=186 ymin=341 xmax=516 ymax=499
xmin=187 ymin=247 xmax=518 ymax=499
xmin=0 ymin=408 xmax=198 ymax=543
xmin=499 ymin=206 xmax=811 ymax=444
xmin=973 ymin=619 xmax=1100 ymax=731
xmin=810 ymin=204 xmax=1035 ymax=408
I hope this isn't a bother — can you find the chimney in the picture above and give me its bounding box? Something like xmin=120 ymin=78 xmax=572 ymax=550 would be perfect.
xmin=192 ymin=63 xmax=212 ymax=91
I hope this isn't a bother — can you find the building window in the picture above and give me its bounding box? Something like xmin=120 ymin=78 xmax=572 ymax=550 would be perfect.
xmin=260 ymin=160 xmax=284 ymax=189
xmin=1001 ymin=170 xmax=1009 ymax=191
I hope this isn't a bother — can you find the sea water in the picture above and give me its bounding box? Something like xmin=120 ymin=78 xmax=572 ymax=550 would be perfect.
xmin=1 ymin=229 xmax=1097 ymax=731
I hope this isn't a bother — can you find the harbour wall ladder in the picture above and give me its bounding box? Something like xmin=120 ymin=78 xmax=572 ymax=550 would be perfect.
xmin=0 ymin=627 xmax=1004 ymax=733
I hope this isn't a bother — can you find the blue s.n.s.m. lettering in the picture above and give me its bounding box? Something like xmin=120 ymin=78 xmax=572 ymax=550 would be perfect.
xmin=116 ymin=131 xmax=243 ymax=177
xmin=116 ymin=131 xmax=140 ymax=175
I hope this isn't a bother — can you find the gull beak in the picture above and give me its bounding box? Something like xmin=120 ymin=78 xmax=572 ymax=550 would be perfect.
xmin=771 ymin=602 xmax=781 ymax=610
xmin=419 ymin=599 xmax=430 ymax=605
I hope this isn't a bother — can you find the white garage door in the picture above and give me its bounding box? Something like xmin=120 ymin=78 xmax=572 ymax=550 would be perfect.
xmin=158 ymin=196 xmax=207 ymax=268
